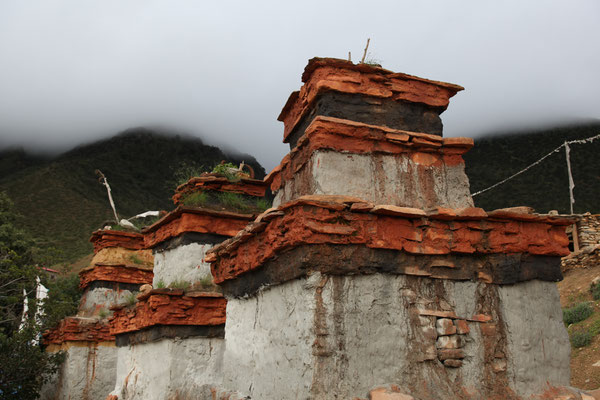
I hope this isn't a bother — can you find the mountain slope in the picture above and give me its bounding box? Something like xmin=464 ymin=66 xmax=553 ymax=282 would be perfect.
xmin=464 ymin=121 xmax=600 ymax=214
xmin=0 ymin=128 xmax=265 ymax=262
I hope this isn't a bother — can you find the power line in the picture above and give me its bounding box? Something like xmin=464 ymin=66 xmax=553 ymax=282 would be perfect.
xmin=471 ymin=133 xmax=600 ymax=197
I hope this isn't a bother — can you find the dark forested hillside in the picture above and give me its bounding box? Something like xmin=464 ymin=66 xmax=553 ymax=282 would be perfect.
xmin=0 ymin=128 xmax=265 ymax=262
xmin=464 ymin=121 xmax=600 ymax=214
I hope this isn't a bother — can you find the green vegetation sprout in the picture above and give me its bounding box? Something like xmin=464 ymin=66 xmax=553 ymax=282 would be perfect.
xmin=128 ymin=254 xmax=144 ymax=265
xmin=125 ymin=292 xmax=138 ymax=307
xmin=169 ymin=280 xmax=190 ymax=290
xmin=256 ymin=198 xmax=271 ymax=212
xmin=155 ymin=280 xmax=166 ymax=289
xmin=591 ymin=283 xmax=600 ymax=301
xmin=219 ymin=192 xmax=247 ymax=211
xmin=98 ymin=308 xmax=109 ymax=319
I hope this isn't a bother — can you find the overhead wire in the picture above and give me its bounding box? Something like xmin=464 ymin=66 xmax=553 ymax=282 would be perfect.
xmin=471 ymin=133 xmax=600 ymax=197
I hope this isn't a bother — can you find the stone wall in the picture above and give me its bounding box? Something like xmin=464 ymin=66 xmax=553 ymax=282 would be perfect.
xmin=577 ymin=213 xmax=600 ymax=248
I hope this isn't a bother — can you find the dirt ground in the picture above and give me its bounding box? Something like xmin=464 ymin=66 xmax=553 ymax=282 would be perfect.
xmin=557 ymin=265 xmax=600 ymax=390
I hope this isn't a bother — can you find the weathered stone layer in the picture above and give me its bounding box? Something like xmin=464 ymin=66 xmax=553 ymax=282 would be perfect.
xmin=278 ymin=57 xmax=464 ymax=143
xmin=90 ymin=230 xmax=145 ymax=253
xmin=43 ymin=317 xmax=114 ymax=345
xmin=110 ymin=289 xmax=226 ymax=335
xmin=142 ymin=206 xmax=254 ymax=249
xmin=173 ymin=175 xmax=267 ymax=205
xmin=90 ymin=247 xmax=153 ymax=268
xmin=283 ymin=92 xmax=447 ymax=149
xmin=218 ymin=244 xmax=562 ymax=298
xmin=115 ymin=325 xmax=225 ymax=346
xmin=207 ymin=196 xmax=572 ymax=285
xmin=79 ymin=264 xmax=153 ymax=290
xmin=265 ymin=116 xmax=473 ymax=193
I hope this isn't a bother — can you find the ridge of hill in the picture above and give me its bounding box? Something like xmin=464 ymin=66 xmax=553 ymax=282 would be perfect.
xmin=0 ymin=128 xmax=265 ymax=263
xmin=464 ymin=121 xmax=600 ymax=214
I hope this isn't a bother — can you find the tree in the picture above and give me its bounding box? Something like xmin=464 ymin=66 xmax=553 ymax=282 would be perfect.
xmin=0 ymin=192 xmax=74 ymax=399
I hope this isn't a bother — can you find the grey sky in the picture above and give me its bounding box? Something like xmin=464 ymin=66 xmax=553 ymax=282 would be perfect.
xmin=0 ymin=0 xmax=598 ymax=171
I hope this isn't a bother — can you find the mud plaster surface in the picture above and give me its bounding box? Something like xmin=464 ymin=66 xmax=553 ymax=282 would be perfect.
xmin=79 ymin=287 xmax=136 ymax=315
xmin=40 ymin=343 xmax=117 ymax=400
xmin=273 ymin=150 xmax=474 ymax=209
xmin=110 ymin=337 xmax=224 ymax=400
xmin=498 ymin=280 xmax=571 ymax=397
xmin=153 ymin=242 xmax=213 ymax=287
xmin=220 ymin=274 xmax=570 ymax=399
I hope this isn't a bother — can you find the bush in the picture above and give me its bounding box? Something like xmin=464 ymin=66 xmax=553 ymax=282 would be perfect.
xmin=563 ymin=302 xmax=594 ymax=325
xmin=42 ymin=273 xmax=81 ymax=330
xmin=570 ymin=330 xmax=592 ymax=348
xmin=212 ymin=162 xmax=240 ymax=181
xmin=590 ymin=318 xmax=600 ymax=336
xmin=591 ymin=283 xmax=600 ymax=301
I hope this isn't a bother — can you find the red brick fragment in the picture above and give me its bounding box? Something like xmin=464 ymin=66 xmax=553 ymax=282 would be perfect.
xmin=468 ymin=314 xmax=493 ymax=323
xmin=79 ymin=265 xmax=153 ymax=290
xmin=43 ymin=317 xmax=114 ymax=345
xmin=436 ymin=318 xmax=457 ymax=335
xmin=479 ymin=323 xmax=497 ymax=337
xmin=110 ymin=292 xmax=226 ymax=335
xmin=438 ymin=348 xmax=465 ymax=360
xmin=455 ymin=319 xmax=470 ymax=335
xmin=443 ymin=359 xmax=463 ymax=368
xmin=419 ymin=309 xmax=458 ymax=319
xmin=90 ymin=230 xmax=145 ymax=253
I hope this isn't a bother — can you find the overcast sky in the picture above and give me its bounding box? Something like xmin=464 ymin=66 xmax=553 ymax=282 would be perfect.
xmin=0 ymin=0 xmax=598 ymax=171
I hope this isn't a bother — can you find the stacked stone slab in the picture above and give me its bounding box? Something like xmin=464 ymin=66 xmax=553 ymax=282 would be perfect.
xmin=41 ymin=230 xmax=153 ymax=400
xmin=108 ymin=175 xmax=268 ymax=399
xmin=576 ymin=213 xmax=600 ymax=248
xmin=206 ymin=58 xmax=574 ymax=399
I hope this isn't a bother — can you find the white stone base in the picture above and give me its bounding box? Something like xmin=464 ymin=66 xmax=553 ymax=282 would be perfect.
xmin=273 ymin=150 xmax=474 ymax=209
xmin=220 ymin=274 xmax=569 ymax=399
xmin=40 ymin=342 xmax=117 ymax=400
xmin=110 ymin=336 xmax=224 ymax=400
xmin=153 ymin=243 xmax=214 ymax=287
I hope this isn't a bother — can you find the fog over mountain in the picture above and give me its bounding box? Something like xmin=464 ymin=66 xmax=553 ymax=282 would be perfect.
xmin=0 ymin=0 xmax=598 ymax=170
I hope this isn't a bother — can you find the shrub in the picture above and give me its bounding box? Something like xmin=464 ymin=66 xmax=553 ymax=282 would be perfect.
xmin=563 ymin=302 xmax=594 ymax=325
xmin=589 ymin=318 xmax=600 ymax=336
xmin=212 ymin=162 xmax=241 ymax=182
xmin=591 ymin=283 xmax=600 ymax=301
xmin=570 ymin=330 xmax=592 ymax=348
